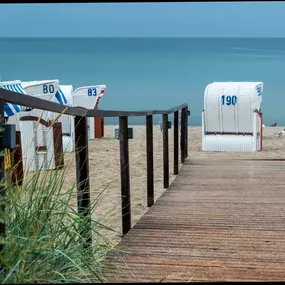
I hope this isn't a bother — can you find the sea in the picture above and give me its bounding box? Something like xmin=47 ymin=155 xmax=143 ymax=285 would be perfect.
xmin=0 ymin=37 xmax=285 ymax=126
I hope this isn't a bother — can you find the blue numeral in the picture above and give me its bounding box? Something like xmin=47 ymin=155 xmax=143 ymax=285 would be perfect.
xmin=226 ymin=96 xmax=231 ymax=105
xmin=43 ymin=84 xmax=55 ymax=94
xmin=88 ymin=88 xmax=97 ymax=96
xmin=221 ymin=95 xmax=237 ymax=106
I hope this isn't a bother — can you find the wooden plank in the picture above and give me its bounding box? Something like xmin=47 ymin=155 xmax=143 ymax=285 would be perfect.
xmin=180 ymin=107 xmax=186 ymax=163
xmin=107 ymin=262 xmax=285 ymax=282
xmin=0 ymin=89 xmax=85 ymax=117
xmin=119 ymin=116 xmax=131 ymax=235
xmin=86 ymin=103 xmax=188 ymax=117
xmin=20 ymin=115 xmax=50 ymax=127
xmin=0 ymin=88 xmax=188 ymax=118
xmin=173 ymin=111 xmax=179 ymax=175
xmin=74 ymin=116 xmax=92 ymax=247
xmin=146 ymin=115 xmax=154 ymax=207
xmin=185 ymin=106 xmax=188 ymax=158
xmin=167 ymin=103 xmax=189 ymax=114
xmin=106 ymin=157 xmax=285 ymax=282
xmin=163 ymin=114 xmax=169 ymax=189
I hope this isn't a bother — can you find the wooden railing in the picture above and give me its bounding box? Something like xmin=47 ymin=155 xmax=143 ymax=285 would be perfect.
xmin=0 ymin=88 xmax=189 ymax=247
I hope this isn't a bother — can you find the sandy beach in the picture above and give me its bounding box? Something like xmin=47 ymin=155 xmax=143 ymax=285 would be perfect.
xmin=62 ymin=125 xmax=285 ymax=245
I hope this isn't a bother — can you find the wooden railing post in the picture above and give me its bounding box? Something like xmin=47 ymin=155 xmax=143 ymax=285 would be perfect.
xmin=163 ymin=114 xmax=169 ymax=189
xmin=174 ymin=110 xmax=179 ymax=175
xmin=146 ymin=115 xmax=154 ymax=207
xmin=185 ymin=107 xmax=188 ymax=158
xmin=52 ymin=122 xmax=64 ymax=169
xmin=181 ymin=107 xmax=186 ymax=163
xmin=119 ymin=116 xmax=131 ymax=235
xmin=12 ymin=131 xmax=24 ymax=186
xmin=74 ymin=116 xmax=92 ymax=248
xmin=0 ymin=100 xmax=5 ymax=254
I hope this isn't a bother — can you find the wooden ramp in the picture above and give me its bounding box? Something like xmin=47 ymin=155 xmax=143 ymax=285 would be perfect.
xmin=106 ymin=157 xmax=285 ymax=282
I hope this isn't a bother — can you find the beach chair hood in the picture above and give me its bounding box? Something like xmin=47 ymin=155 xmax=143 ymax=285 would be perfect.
xmin=73 ymin=84 xmax=107 ymax=110
xmin=21 ymin=80 xmax=60 ymax=102
xmin=0 ymin=80 xmax=26 ymax=117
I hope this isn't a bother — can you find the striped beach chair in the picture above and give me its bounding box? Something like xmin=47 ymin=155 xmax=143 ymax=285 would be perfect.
xmin=0 ymin=80 xmax=26 ymax=130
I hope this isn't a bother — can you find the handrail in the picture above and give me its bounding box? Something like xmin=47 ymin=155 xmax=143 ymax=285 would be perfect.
xmin=0 ymin=89 xmax=188 ymax=117
xmin=0 ymin=87 xmax=189 ymax=248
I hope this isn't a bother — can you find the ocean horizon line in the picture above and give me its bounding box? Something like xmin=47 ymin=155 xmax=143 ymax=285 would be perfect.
xmin=1 ymin=36 xmax=285 ymax=40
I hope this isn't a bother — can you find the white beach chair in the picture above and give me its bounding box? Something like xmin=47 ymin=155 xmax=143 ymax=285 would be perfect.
xmin=202 ymin=82 xmax=264 ymax=152
xmin=73 ymin=84 xmax=107 ymax=140
xmin=19 ymin=80 xmax=63 ymax=172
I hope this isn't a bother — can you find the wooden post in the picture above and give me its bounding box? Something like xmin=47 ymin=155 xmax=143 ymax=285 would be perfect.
xmin=174 ymin=111 xmax=179 ymax=175
xmin=12 ymin=131 xmax=24 ymax=186
xmin=181 ymin=107 xmax=186 ymax=163
xmin=101 ymin=117 xmax=104 ymax=137
xmin=185 ymin=106 xmax=188 ymax=158
xmin=146 ymin=115 xmax=154 ymax=207
xmin=163 ymin=114 xmax=169 ymax=189
xmin=119 ymin=116 xmax=131 ymax=235
xmin=0 ymin=100 xmax=5 ymax=253
xmin=94 ymin=117 xmax=104 ymax=139
xmin=74 ymin=116 xmax=92 ymax=247
xmin=52 ymin=122 xmax=64 ymax=169
xmin=260 ymin=112 xmax=263 ymax=151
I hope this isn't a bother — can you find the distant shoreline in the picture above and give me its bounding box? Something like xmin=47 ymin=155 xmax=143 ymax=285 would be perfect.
xmin=1 ymin=37 xmax=285 ymax=40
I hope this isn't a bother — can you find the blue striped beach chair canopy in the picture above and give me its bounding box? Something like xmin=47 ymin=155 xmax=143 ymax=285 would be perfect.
xmin=0 ymin=80 xmax=26 ymax=117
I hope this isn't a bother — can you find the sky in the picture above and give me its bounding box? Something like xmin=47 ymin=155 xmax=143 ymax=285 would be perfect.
xmin=0 ymin=2 xmax=285 ymax=38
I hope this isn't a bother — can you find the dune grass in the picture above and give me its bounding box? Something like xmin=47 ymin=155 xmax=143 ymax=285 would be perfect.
xmin=0 ymin=156 xmax=118 ymax=284
xmin=0 ymin=109 xmax=125 ymax=283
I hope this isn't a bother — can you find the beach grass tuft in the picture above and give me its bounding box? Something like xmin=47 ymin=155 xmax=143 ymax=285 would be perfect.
xmin=0 ymin=158 xmax=118 ymax=284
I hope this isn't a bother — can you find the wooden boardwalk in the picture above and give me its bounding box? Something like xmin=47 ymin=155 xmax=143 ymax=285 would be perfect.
xmin=106 ymin=157 xmax=285 ymax=282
